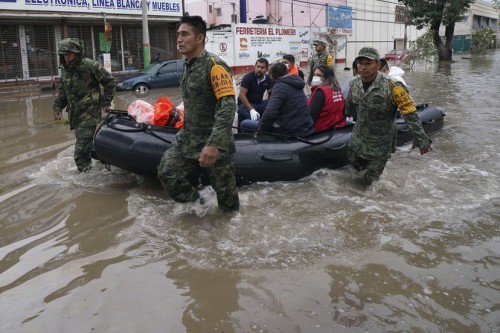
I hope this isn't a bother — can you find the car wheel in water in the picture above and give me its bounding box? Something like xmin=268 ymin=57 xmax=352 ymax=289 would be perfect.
xmin=133 ymin=83 xmax=150 ymax=97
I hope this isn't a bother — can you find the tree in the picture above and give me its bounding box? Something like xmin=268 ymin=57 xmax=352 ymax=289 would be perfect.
xmin=400 ymin=0 xmax=474 ymax=61
xmin=409 ymin=30 xmax=438 ymax=64
xmin=470 ymin=28 xmax=496 ymax=55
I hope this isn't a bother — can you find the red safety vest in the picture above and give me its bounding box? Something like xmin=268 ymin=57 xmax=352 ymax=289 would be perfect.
xmin=309 ymin=85 xmax=346 ymax=132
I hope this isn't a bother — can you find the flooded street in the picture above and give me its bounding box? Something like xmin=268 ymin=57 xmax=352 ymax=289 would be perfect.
xmin=1 ymin=52 xmax=499 ymax=332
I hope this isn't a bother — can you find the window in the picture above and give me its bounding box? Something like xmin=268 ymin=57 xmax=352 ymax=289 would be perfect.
xmin=0 ymin=25 xmax=22 ymax=80
xmin=159 ymin=62 xmax=176 ymax=74
xmin=492 ymin=19 xmax=498 ymax=31
xmin=24 ymin=25 xmax=58 ymax=77
xmin=395 ymin=5 xmax=408 ymax=24
xmin=216 ymin=8 xmax=222 ymax=17
xmin=67 ymin=25 xmax=95 ymax=60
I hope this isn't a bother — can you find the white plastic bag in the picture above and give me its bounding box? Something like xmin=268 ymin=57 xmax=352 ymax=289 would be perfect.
xmin=127 ymin=100 xmax=154 ymax=124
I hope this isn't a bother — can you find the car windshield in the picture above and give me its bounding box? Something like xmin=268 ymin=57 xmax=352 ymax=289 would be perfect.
xmin=389 ymin=50 xmax=404 ymax=55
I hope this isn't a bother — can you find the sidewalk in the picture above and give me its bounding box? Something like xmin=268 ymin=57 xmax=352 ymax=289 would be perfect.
xmin=0 ymin=80 xmax=56 ymax=97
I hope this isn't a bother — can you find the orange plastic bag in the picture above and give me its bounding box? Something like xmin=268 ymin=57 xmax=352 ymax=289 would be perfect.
xmin=153 ymin=96 xmax=184 ymax=128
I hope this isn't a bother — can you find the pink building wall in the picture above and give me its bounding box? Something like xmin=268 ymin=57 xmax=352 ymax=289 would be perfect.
xmin=186 ymin=0 xmax=347 ymax=27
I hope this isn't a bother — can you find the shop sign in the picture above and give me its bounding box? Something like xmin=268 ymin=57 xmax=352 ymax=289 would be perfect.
xmin=0 ymin=0 xmax=183 ymax=17
xmin=206 ymin=24 xmax=321 ymax=68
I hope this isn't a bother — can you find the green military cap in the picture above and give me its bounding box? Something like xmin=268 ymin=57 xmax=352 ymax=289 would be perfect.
xmin=312 ymin=40 xmax=326 ymax=47
xmin=355 ymin=47 xmax=380 ymax=61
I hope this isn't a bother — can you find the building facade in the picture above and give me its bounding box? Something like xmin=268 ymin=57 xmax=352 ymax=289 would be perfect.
xmin=446 ymin=0 xmax=499 ymax=53
xmin=0 ymin=0 xmax=184 ymax=82
xmin=188 ymin=0 xmax=499 ymax=67
xmin=187 ymin=0 xmax=425 ymax=66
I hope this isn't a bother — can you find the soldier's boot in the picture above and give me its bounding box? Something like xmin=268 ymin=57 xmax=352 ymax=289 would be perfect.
xmin=74 ymin=126 xmax=96 ymax=172
xmin=363 ymin=159 xmax=387 ymax=186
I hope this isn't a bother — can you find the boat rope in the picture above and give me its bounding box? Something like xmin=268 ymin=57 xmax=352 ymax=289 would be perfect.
xmin=104 ymin=110 xmax=175 ymax=144
xmin=143 ymin=126 xmax=173 ymax=145
xmin=231 ymin=125 xmax=335 ymax=146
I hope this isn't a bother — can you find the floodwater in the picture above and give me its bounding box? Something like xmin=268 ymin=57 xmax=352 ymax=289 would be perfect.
xmin=1 ymin=52 xmax=499 ymax=333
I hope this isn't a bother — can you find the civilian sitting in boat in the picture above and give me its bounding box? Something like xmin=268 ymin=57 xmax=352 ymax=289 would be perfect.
xmin=341 ymin=60 xmax=358 ymax=100
xmin=379 ymin=58 xmax=407 ymax=86
xmin=308 ymin=65 xmax=346 ymax=132
xmin=240 ymin=62 xmax=314 ymax=137
xmin=237 ymin=58 xmax=272 ymax=126
xmin=282 ymin=54 xmax=304 ymax=80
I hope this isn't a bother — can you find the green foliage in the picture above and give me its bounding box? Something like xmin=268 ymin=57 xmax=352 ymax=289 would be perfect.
xmin=409 ymin=30 xmax=438 ymax=63
xmin=400 ymin=0 xmax=474 ymax=29
xmin=400 ymin=0 xmax=475 ymax=61
xmin=471 ymin=28 xmax=496 ymax=55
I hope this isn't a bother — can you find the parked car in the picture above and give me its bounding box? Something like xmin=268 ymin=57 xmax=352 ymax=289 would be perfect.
xmin=116 ymin=59 xmax=184 ymax=97
xmin=384 ymin=49 xmax=410 ymax=61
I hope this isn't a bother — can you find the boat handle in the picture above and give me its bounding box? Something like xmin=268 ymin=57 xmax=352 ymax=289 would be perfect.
xmin=261 ymin=155 xmax=293 ymax=162
xmin=325 ymin=143 xmax=346 ymax=152
xmin=423 ymin=118 xmax=435 ymax=124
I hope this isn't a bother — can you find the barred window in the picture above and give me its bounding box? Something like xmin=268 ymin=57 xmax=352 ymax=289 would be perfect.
xmin=0 ymin=25 xmax=22 ymax=80
xmin=24 ymin=25 xmax=58 ymax=78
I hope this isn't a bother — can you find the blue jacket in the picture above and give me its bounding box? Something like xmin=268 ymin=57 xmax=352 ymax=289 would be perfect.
xmin=258 ymin=75 xmax=313 ymax=137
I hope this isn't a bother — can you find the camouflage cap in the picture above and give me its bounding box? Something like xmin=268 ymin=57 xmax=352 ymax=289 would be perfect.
xmin=355 ymin=47 xmax=380 ymax=61
xmin=312 ymin=40 xmax=326 ymax=47
xmin=58 ymin=38 xmax=82 ymax=55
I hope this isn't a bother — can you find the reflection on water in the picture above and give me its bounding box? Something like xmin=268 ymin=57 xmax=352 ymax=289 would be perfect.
xmin=1 ymin=52 xmax=499 ymax=332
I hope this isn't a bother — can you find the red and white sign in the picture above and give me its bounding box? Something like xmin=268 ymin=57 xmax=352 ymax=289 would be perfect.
xmin=102 ymin=53 xmax=112 ymax=73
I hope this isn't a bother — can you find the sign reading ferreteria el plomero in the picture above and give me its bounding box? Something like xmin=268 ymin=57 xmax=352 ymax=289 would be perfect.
xmin=0 ymin=0 xmax=183 ymax=16
xmin=205 ymin=23 xmax=352 ymax=72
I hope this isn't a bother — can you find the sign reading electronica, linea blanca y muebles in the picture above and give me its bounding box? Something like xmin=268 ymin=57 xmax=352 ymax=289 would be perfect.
xmin=0 ymin=0 xmax=183 ymax=16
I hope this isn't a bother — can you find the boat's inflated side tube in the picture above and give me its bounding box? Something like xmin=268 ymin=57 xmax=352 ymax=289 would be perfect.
xmin=396 ymin=106 xmax=445 ymax=146
xmin=93 ymin=106 xmax=444 ymax=185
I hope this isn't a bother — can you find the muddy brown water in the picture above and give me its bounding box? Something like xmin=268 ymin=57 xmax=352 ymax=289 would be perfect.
xmin=1 ymin=52 xmax=499 ymax=332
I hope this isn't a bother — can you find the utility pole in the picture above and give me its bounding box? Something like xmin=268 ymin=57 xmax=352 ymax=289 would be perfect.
xmin=142 ymin=0 xmax=150 ymax=69
xmin=291 ymin=0 xmax=294 ymax=26
xmin=103 ymin=13 xmax=107 ymax=52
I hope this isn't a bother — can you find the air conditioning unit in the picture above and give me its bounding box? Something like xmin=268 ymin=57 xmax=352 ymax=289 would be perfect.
xmin=252 ymin=15 xmax=268 ymax=24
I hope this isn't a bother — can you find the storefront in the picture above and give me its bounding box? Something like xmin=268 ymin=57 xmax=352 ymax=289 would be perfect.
xmin=0 ymin=0 xmax=183 ymax=82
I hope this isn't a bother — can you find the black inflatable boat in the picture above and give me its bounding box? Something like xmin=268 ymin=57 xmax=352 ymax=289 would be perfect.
xmin=93 ymin=105 xmax=444 ymax=185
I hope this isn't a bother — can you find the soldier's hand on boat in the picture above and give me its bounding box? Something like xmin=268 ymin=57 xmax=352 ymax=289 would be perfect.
xmin=419 ymin=145 xmax=432 ymax=155
xmin=199 ymin=145 xmax=219 ymax=168
xmin=102 ymin=106 xmax=111 ymax=113
xmin=54 ymin=111 xmax=62 ymax=121
xmin=250 ymin=109 xmax=260 ymax=121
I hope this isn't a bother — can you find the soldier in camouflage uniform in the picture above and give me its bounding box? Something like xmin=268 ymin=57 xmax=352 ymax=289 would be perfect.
xmin=157 ymin=15 xmax=239 ymax=212
xmin=307 ymin=40 xmax=334 ymax=87
xmin=345 ymin=47 xmax=432 ymax=185
xmin=53 ymin=38 xmax=116 ymax=172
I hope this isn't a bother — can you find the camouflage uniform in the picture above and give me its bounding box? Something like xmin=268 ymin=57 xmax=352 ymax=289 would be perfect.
xmin=157 ymin=50 xmax=239 ymax=212
xmin=307 ymin=40 xmax=334 ymax=85
xmin=53 ymin=38 xmax=116 ymax=172
xmin=345 ymin=71 xmax=431 ymax=185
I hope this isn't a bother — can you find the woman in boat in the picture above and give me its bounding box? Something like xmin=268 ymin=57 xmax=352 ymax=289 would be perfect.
xmin=308 ymin=65 xmax=346 ymax=132
xmin=240 ymin=62 xmax=314 ymax=137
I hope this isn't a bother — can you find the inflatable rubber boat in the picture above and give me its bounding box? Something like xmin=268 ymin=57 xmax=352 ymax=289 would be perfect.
xmin=93 ymin=105 xmax=444 ymax=185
